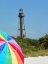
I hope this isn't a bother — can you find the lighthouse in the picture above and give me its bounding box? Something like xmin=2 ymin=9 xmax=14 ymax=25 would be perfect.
xmin=17 ymin=8 xmax=26 ymax=38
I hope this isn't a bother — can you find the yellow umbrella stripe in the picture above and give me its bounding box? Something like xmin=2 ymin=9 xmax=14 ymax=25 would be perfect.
xmin=8 ymin=44 xmax=18 ymax=64
xmin=8 ymin=43 xmax=23 ymax=64
xmin=0 ymin=36 xmax=6 ymax=41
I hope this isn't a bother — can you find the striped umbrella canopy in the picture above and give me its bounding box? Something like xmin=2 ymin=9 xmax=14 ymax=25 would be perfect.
xmin=0 ymin=30 xmax=24 ymax=64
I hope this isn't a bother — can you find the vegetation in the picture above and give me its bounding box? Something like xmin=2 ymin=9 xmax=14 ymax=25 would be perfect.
xmin=12 ymin=34 xmax=48 ymax=57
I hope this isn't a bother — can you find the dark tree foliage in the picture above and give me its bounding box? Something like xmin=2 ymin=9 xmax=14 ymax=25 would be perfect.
xmin=38 ymin=34 xmax=48 ymax=49
xmin=11 ymin=34 xmax=48 ymax=56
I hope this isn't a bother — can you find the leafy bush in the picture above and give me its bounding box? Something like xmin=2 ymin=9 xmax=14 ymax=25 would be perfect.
xmin=38 ymin=34 xmax=48 ymax=49
xmin=12 ymin=34 xmax=48 ymax=57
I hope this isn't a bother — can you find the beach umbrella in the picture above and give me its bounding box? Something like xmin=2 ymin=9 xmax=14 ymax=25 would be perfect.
xmin=0 ymin=30 xmax=24 ymax=64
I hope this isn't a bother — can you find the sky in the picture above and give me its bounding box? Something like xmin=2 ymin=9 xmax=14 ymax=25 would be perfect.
xmin=0 ymin=0 xmax=48 ymax=39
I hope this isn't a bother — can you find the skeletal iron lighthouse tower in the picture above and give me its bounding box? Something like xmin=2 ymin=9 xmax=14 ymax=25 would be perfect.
xmin=17 ymin=8 xmax=26 ymax=38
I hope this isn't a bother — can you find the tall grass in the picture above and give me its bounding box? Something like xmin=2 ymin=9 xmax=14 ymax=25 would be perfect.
xmin=24 ymin=49 xmax=48 ymax=57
